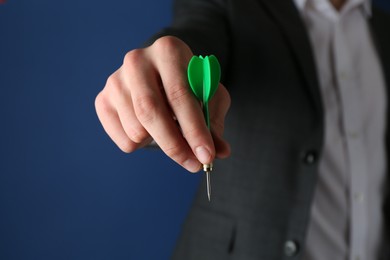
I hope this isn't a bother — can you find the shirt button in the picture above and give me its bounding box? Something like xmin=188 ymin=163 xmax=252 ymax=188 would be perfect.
xmin=303 ymin=151 xmax=317 ymax=165
xmin=348 ymin=131 xmax=359 ymax=139
xmin=284 ymin=240 xmax=299 ymax=257
xmin=339 ymin=71 xmax=348 ymax=80
xmin=354 ymin=192 xmax=364 ymax=203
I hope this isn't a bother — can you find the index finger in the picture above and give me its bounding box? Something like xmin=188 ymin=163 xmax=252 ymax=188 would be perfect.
xmin=152 ymin=37 xmax=216 ymax=165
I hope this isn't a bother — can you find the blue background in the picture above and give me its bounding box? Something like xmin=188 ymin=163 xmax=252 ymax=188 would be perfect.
xmin=0 ymin=1 xmax=389 ymax=260
xmin=0 ymin=1 xmax=202 ymax=259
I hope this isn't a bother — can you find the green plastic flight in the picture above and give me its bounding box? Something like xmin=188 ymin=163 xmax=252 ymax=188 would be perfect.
xmin=187 ymin=55 xmax=221 ymax=129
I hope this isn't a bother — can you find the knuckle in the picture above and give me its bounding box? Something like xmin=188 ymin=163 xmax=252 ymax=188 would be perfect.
xmin=123 ymin=49 xmax=144 ymax=68
xmin=105 ymin=74 xmax=119 ymax=88
xmin=211 ymin=119 xmax=225 ymax=136
xmin=153 ymin=36 xmax=181 ymax=54
xmin=133 ymin=95 xmax=159 ymax=124
xmin=182 ymin=126 xmax=205 ymax=141
xmin=105 ymin=74 xmax=124 ymax=98
xmin=167 ymin=84 xmax=191 ymax=108
xmin=164 ymin=144 xmax=186 ymax=162
xmin=95 ymin=91 xmax=110 ymax=114
xmin=119 ymin=139 xmax=137 ymax=153
xmin=129 ymin=127 xmax=150 ymax=144
xmin=220 ymin=85 xmax=232 ymax=109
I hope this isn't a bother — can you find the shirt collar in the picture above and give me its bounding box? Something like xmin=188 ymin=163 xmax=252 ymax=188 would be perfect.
xmin=294 ymin=0 xmax=307 ymax=11
xmin=293 ymin=0 xmax=372 ymax=17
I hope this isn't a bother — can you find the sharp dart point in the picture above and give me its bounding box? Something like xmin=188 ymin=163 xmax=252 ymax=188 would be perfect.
xmin=206 ymin=171 xmax=211 ymax=202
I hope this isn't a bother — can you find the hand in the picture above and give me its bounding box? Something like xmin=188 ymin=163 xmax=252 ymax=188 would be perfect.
xmin=95 ymin=36 xmax=231 ymax=172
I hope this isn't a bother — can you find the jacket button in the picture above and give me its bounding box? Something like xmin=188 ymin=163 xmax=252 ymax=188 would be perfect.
xmin=284 ymin=240 xmax=299 ymax=257
xmin=303 ymin=150 xmax=317 ymax=165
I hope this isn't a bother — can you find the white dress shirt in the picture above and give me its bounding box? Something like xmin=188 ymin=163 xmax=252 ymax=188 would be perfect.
xmin=293 ymin=0 xmax=387 ymax=259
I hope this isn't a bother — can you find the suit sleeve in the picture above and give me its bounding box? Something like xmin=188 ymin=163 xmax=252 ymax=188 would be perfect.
xmin=145 ymin=0 xmax=230 ymax=77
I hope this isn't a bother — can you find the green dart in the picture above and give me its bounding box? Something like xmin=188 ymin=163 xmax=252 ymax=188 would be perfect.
xmin=187 ymin=55 xmax=221 ymax=201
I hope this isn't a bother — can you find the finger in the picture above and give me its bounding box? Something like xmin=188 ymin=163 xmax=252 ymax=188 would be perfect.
xmin=209 ymin=83 xmax=231 ymax=137
xmin=123 ymin=50 xmax=201 ymax=173
xmin=109 ymin=71 xmax=150 ymax=144
xmin=212 ymin=131 xmax=231 ymax=159
xmin=208 ymin=83 xmax=231 ymax=158
xmin=152 ymin=37 xmax=215 ymax=165
xmin=95 ymin=91 xmax=139 ymax=153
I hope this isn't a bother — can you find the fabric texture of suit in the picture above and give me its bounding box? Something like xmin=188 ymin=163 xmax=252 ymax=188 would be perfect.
xmin=148 ymin=0 xmax=390 ymax=259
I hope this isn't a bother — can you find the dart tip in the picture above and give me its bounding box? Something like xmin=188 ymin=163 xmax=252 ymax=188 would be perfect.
xmin=206 ymin=171 xmax=211 ymax=202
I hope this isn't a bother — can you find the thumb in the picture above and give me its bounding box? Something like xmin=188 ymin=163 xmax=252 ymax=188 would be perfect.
xmin=209 ymin=83 xmax=231 ymax=159
xmin=212 ymin=131 xmax=231 ymax=159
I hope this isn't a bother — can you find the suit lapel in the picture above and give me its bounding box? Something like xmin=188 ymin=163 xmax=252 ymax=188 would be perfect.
xmin=258 ymin=0 xmax=323 ymax=116
xmin=370 ymin=8 xmax=390 ymax=96
xmin=370 ymin=8 xmax=390 ymax=256
xmin=370 ymin=8 xmax=390 ymax=153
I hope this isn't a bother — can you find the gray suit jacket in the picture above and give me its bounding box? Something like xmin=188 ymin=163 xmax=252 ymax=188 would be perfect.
xmin=149 ymin=0 xmax=390 ymax=259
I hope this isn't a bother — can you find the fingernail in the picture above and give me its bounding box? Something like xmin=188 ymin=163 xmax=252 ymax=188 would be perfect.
xmin=195 ymin=146 xmax=211 ymax=164
xmin=183 ymin=159 xmax=201 ymax=173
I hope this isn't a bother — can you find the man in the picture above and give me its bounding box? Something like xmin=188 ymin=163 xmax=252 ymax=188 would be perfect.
xmin=95 ymin=0 xmax=390 ymax=259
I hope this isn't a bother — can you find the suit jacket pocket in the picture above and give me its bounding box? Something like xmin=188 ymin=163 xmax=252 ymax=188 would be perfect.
xmin=172 ymin=206 xmax=236 ymax=260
